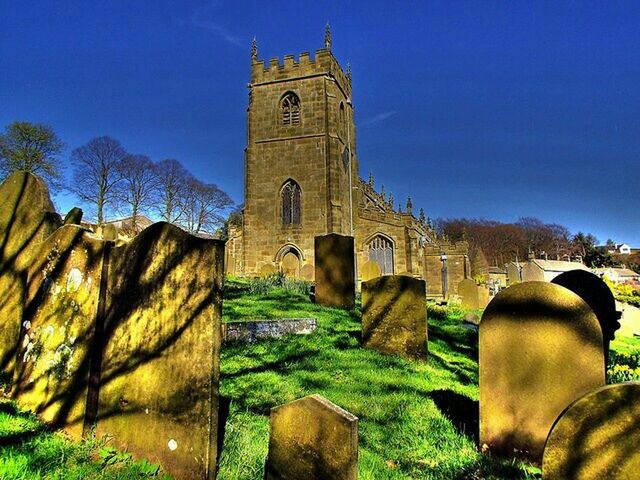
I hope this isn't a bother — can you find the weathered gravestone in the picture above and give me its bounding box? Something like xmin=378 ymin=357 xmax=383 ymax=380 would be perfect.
xmin=552 ymin=269 xmax=621 ymax=362
xmin=480 ymin=282 xmax=605 ymax=461
xmin=63 ymin=207 xmax=83 ymax=225
xmin=13 ymin=225 xmax=106 ymax=438
xmin=458 ymin=278 xmax=480 ymax=309
xmin=259 ymin=263 xmax=277 ymax=277
xmin=0 ymin=171 xmax=61 ymax=377
xmin=300 ymin=263 xmax=314 ymax=281
xmin=101 ymin=223 xmax=118 ymax=241
xmin=360 ymin=260 xmax=381 ymax=282
xmin=95 ymin=222 xmax=224 ymax=480
xmin=314 ymin=233 xmax=355 ymax=308
xmin=361 ymin=275 xmax=428 ymax=360
xmin=265 ymin=394 xmax=358 ymax=480
xmin=543 ymin=382 xmax=640 ymax=480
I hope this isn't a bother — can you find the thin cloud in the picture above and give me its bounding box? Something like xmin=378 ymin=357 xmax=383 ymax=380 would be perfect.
xmin=191 ymin=12 xmax=244 ymax=48
xmin=360 ymin=110 xmax=398 ymax=127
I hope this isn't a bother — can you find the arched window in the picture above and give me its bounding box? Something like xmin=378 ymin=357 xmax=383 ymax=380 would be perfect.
xmin=367 ymin=235 xmax=394 ymax=275
xmin=339 ymin=102 xmax=346 ymax=138
xmin=281 ymin=92 xmax=300 ymax=125
xmin=281 ymin=179 xmax=301 ymax=225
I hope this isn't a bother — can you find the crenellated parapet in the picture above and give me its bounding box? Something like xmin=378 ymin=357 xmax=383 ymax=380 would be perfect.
xmin=251 ymin=49 xmax=352 ymax=98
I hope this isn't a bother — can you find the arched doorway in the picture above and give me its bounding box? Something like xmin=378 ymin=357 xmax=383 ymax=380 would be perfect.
xmin=367 ymin=234 xmax=394 ymax=275
xmin=276 ymin=244 xmax=303 ymax=278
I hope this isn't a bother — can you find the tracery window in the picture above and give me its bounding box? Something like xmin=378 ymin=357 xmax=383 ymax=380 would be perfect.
xmin=281 ymin=179 xmax=301 ymax=225
xmin=281 ymin=92 xmax=300 ymax=125
xmin=367 ymin=235 xmax=394 ymax=275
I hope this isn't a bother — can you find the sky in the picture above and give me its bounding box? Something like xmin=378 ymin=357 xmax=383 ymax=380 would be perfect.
xmin=1 ymin=1 xmax=638 ymax=245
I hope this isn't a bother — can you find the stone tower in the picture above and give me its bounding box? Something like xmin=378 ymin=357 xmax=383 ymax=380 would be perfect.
xmin=243 ymin=29 xmax=359 ymax=276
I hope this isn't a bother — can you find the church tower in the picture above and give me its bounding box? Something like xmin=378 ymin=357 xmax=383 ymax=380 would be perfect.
xmin=242 ymin=27 xmax=359 ymax=277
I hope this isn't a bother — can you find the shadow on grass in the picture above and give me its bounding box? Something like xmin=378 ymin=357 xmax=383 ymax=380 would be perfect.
xmin=429 ymin=389 xmax=479 ymax=445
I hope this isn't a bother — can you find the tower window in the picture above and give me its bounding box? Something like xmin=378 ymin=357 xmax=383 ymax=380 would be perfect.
xmin=281 ymin=92 xmax=300 ymax=125
xmin=281 ymin=179 xmax=301 ymax=225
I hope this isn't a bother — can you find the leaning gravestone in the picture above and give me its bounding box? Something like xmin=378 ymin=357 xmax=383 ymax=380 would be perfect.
xmin=63 ymin=207 xmax=83 ymax=225
xmin=458 ymin=278 xmax=480 ymax=309
xmin=360 ymin=260 xmax=381 ymax=282
xmin=13 ymin=225 xmax=106 ymax=438
xmin=480 ymin=282 xmax=605 ymax=461
xmin=95 ymin=222 xmax=224 ymax=480
xmin=543 ymin=382 xmax=640 ymax=479
xmin=361 ymin=275 xmax=428 ymax=360
xmin=314 ymin=233 xmax=355 ymax=308
xmin=552 ymin=269 xmax=621 ymax=362
xmin=265 ymin=394 xmax=358 ymax=480
xmin=0 ymin=172 xmax=61 ymax=377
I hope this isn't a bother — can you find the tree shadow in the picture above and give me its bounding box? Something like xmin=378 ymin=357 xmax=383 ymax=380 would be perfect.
xmin=429 ymin=389 xmax=479 ymax=445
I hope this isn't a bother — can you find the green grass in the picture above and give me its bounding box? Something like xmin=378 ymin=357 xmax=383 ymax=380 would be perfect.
xmin=218 ymin=279 xmax=540 ymax=479
xmin=0 ymin=399 xmax=167 ymax=480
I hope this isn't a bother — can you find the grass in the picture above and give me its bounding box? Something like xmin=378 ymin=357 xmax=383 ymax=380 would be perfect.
xmin=3 ymin=276 xmax=637 ymax=479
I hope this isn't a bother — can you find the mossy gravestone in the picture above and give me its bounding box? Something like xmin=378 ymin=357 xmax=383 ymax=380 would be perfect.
xmin=95 ymin=223 xmax=224 ymax=480
xmin=552 ymin=269 xmax=621 ymax=362
xmin=360 ymin=259 xmax=381 ymax=282
xmin=479 ymin=282 xmax=605 ymax=461
xmin=13 ymin=225 xmax=105 ymax=438
xmin=543 ymin=382 xmax=640 ymax=479
xmin=0 ymin=171 xmax=61 ymax=377
xmin=361 ymin=275 xmax=428 ymax=360
xmin=265 ymin=394 xmax=358 ymax=480
xmin=314 ymin=233 xmax=355 ymax=308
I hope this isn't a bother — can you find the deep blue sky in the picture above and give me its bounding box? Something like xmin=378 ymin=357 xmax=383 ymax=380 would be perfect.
xmin=1 ymin=1 xmax=638 ymax=245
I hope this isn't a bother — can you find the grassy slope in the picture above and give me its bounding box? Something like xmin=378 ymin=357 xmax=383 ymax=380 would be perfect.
xmin=218 ymin=279 xmax=539 ymax=480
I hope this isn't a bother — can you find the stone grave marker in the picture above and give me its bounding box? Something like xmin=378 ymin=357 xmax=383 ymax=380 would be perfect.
xmin=95 ymin=222 xmax=224 ymax=480
xmin=543 ymin=382 xmax=640 ymax=479
xmin=360 ymin=259 xmax=381 ymax=282
xmin=13 ymin=225 xmax=106 ymax=438
xmin=265 ymin=394 xmax=358 ymax=480
xmin=552 ymin=269 xmax=621 ymax=362
xmin=63 ymin=207 xmax=83 ymax=225
xmin=259 ymin=263 xmax=277 ymax=277
xmin=458 ymin=278 xmax=480 ymax=309
xmin=300 ymin=263 xmax=314 ymax=281
xmin=480 ymin=281 xmax=605 ymax=461
xmin=314 ymin=233 xmax=355 ymax=308
xmin=0 ymin=172 xmax=61 ymax=376
xmin=361 ymin=275 xmax=428 ymax=360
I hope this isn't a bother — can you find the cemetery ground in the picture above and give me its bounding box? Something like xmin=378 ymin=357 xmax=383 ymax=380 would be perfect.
xmin=1 ymin=278 xmax=639 ymax=479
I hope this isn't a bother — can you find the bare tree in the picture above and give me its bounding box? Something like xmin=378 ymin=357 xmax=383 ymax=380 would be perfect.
xmin=152 ymin=158 xmax=189 ymax=224
xmin=180 ymin=176 xmax=234 ymax=235
xmin=115 ymin=154 xmax=157 ymax=232
xmin=70 ymin=136 xmax=126 ymax=227
xmin=0 ymin=121 xmax=65 ymax=187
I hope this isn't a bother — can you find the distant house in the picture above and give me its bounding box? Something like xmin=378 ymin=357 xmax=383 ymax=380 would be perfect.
xmin=594 ymin=267 xmax=640 ymax=285
xmin=487 ymin=266 xmax=507 ymax=289
xmin=506 ymin=257 xmax=590 ymax=284
xmin=604 ymin=243 xmax=632 ymax=255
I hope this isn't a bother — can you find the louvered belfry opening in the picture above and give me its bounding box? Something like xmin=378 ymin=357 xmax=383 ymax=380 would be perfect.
xmin=368 ymin=235 xmax=394 ymax=275
xmin=281 ymin=92 xmax=300 ymax=125
xmin=281 ymin=179 xmax=301 ymax=225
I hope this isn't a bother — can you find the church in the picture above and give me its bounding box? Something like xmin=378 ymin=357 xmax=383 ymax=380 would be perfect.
xmin=225 ymin=28 xmax=469 ymax=298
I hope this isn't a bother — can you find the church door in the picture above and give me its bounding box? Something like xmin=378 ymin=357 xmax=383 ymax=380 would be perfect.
xmin=281 ymin=251 xmax=301 ymax=278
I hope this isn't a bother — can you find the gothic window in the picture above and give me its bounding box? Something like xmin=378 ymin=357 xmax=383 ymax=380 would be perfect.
xmin=339 ymin=102 xmax=346 ymax=138
xmin=281 ymin=179 xmax=301 ymax=226
xmin=367 ymin=235 xmax=394 ymax=275
xmin=281 ymin=92 xmax=300 ymax=125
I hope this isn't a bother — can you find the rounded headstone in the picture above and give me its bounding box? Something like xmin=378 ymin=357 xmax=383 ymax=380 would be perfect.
xmin=552 ymin=270 xmax=621 ymax=359
xmin=458 ymin=278 xmax=479 ymax=309
xmin=102 ymin=223 xmax=118 ymax=241
xmin=300 ymin=263 xmax=314 ymax=281
xmin=281 ymin=252 xmax=300 ymax=277
xmin=480 ymin=281 xmax=605 ymax=461
xmin=543 ymin=382 xmax=640 ymax=479
xmin=259 ymin=264 xmax=277 ymax=277
xmin=63 ymin=207 xmax=83 ymax=225
xmin=360 ymin=260 xmax=381 ymax=282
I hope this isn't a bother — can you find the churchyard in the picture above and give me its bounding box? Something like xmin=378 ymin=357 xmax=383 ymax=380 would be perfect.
xmin=1 ymin=172 xmax=640 ymax=479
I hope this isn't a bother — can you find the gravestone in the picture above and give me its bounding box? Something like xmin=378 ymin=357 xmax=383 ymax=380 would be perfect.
xmin=265 ymin=394 xmax=358 ymax=480
xmin=360 ymin=260 xmax=381 ymax=282
xmin=101 ymin=223 xmax=118 ymax=241
xmin=480 ymin=282 xmax=605 ymax=461
xmin=552 ymin=269 xmax=621 ymax=362
xmin=458 ymin=278 xmax=480 ymax=309
xmin=361 ymin=275 xmax=428 ymax=360
xmin=314 ymin=234 xmax=355 ymax=308
xmin=478 ymin=285 xmax=490 ymax=308
xmin=543 ymin=382 xmax=640 ymax=479
xmin=300 ymin=263 xmax=314 ymax=281
xmin=63 ymin=207 xmax=83 ymax=225
xmin=259 ymin=264 xmax=277 ymax=277
xmin=13 ymin=225 xmax=105 ymax=438
xmin=95 ymin=222 xmax=224 ymax=480
xmin=0 ymin=172 xmax=61 ymax=376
